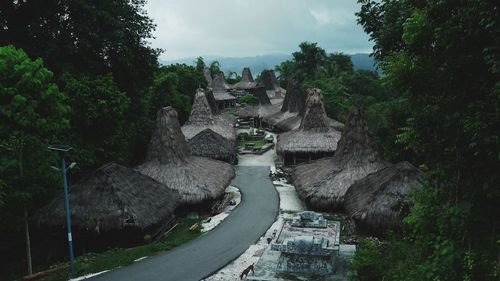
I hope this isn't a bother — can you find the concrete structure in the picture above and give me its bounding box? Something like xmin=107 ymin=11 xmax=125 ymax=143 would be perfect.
xmin=272 ymin=236 xmax=337 ymax=275
xmin=247 ymin=212 xmax=341 ymax=280
xmin=291 ymin=211 xmax=327 ymax=228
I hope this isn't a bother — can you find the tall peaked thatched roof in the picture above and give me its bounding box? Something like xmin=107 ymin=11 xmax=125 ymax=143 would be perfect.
xmin=137 ymin=107 xmax=235 ymax=205
xmin=262 ymin=70 xmax=285 ymax=98
xmin=189 ymin=128 xmax=237 ymax=164
xmin=250 ymin=86 xmax=271 ymax=105
xmin=292 ymin=106 xmax=388 ymax=210
xmin=234 ymin=86 xmax=281 ymax=119
xmin=277 ymin=88 xmax=341 ymax=155
xmin=234 ymin=67 xmax=258 ymax=89
xmin=281 ymin=79 xmax=304 ymax=113
xmin=182 ymin=89 xmax=236 ymax=141
xmin=299 ymin=88 xmax=329 ymax=131
xmin=263 ymin=79 xmax=304 ymax=131
xmin=35 ymin=163 xmax=180 ymax=233
xmin=187 ymin=89 xmax=214 ymax=125
xmin=265 ymin=81 xmax=343 ymax=132
xmin=203 ymin=67 xmax=212 ymax=85
xmin=205 ymin=89 xmax=219 ymax=115
xmin=211 ymin=72 xmax=232 ymax=91
xmin=344 ymin=162 xmax=424 ymax=233
xmin=242 ymin=67 xmax=254 ymax=82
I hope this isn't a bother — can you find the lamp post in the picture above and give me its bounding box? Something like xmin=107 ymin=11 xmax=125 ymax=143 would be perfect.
xmin=48 ymin=144 xmax=76 ymax=274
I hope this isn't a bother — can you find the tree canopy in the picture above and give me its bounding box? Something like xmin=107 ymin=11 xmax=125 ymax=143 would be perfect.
xmin=350 ymin=1 xmax=500 ymax=280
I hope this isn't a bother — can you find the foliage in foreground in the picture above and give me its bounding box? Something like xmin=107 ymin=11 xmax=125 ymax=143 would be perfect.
xmin=40 ymin=219 xmax=202 ymax=281
xmin=350 ymin=1 xmax=500 ymax=280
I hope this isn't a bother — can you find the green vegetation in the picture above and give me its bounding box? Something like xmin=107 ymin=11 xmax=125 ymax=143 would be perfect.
xmin=276 ymin=42 xmax=405 ymax=162
xmin=1 ymin=1 xmax=498 ymax=280
xmin=238 ymin=139 xmax=267 ymax=149
xmin=0 ymin=1 xmax=205 ymax=277
xmin=347 ymin=1 xmax=500 ymax=281
xmin=239 ymin=93 xmax=259 ymax=105
xmin=41 ymin=219 xmax=202 ymax=281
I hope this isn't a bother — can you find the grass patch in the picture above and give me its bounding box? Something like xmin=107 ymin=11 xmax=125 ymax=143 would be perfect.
xmin=223 ymin=107 xmax=236 ymax=115
xmin=237 ymin=139 xmax=267 ymax=149
xmin=41 ymin=218 xmax=202 ymax=281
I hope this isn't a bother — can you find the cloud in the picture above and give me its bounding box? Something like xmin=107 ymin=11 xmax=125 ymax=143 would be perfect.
xmin=144 ymin=0 xmax=372 ymax=60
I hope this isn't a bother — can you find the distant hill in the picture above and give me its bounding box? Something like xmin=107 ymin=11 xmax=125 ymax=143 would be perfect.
xmin=161 ymin=53 xmax=377 ymax=75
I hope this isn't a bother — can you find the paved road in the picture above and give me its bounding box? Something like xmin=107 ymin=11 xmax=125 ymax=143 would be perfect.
xmin=90 ymin=166 xmax=279 ymax=281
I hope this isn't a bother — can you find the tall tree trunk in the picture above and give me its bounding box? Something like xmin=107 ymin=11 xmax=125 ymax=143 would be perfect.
xmin=24 ymin=208 xmax=32 ymax=275
xmin=18 ymin=140 xmax=32 ymax=275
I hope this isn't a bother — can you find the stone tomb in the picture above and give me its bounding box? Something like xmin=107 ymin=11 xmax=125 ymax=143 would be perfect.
xmin=272 ymin=212 xmax=340 ymax=276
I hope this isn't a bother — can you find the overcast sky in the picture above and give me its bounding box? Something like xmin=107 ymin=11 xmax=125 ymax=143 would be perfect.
xmin=144 ymin=0 xmax=373 ymax=60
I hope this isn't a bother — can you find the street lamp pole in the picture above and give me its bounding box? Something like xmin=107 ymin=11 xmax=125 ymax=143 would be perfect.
xmin=48 ymin=145 xmax=75 ymax=274
xmin=61 ymin=153 xmax=74 ymax=273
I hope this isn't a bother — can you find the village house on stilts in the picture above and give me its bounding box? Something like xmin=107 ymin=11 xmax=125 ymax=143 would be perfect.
xmin=181 ymin=88 xmax=236 ymax=142
xmin=292 ymin=106 xmax=388 ymax=210
xmin=136 ymin=106 xmax=235 ymax=206
xmin=276 ymin=88 xmax=342 ymax=166
xmin=344 ymin=161 xmax=424 ymax=234
xmin=35 ymin=163 xmax=180 ymax=251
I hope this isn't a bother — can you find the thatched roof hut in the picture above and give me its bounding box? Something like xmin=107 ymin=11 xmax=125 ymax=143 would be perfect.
xmin=181 ymin=89 xmax=236 ymax=141
xmin=210 ymin=73 xmax=236 ymax=109
xmin=211 ymin=72 xmax=232 ymax=91
xmin=264 ymin=79 xmax=304 ymax=130
xmin=188 ymin=128 xmax=237 ymax=164
xmin=344 ymin=162 xmax=423 ymax=233
xmin=203 ymin=67 xmax=212 ymax=85
xmin=264 ymin=81 xmax=344 ymax=132
xmin=137 ymin=107 xmax=235 ymax=205
xmin=205 ymin=89 xmax=219 ymax=115
xmin=262 ymin=69 xmax=285 ymax=99
xmin=35 ymin=163 xmax=180 ymax=235
xmin=233 ymin=67 xmax=258 ymax=89
xmin=277 ymin=88 xmax=342 ymax=165
xmin=292 ymin=106 xmax=388 ymax=210
xmin=235 ymin=86 xmax=281 ymax=119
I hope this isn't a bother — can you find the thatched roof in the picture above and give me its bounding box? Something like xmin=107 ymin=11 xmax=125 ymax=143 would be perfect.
xmin=265 ymin=81 xmax=343 ymax=132
xmin=292 ymin=106 xmax=388 ymax=210
xmin=181 ymin=89 xmax=236 ymax=141
xmin=281 ymin=79 xmax=303 ymax=113
xmin=235 ymin=87 xmax=281 ymax=119
xmin=262 ymin=70 xmax=285 ymax=98
xmin=233 ymin=67 xmax=258 ymax=89
xmin=211 ymin=72 xmax=232 ymax=91
xmin=213 ymin=91 xmax=236 ymax=102
xmin=137 ymin=107 xmax=235 ymax=205
xmin=344 ymin=162 xmax=423 ymax=233
xmin=35 ymin=163 xmax=180 ymax=234
xmin=250 ymin=86 xmax=271 ymax=105
xmin=277 ymin=88 xmax=341 ymax=154
xmin=188 ymin=128 xmax=237 ymax=164
xmin=203 ymin=67 xmax=212 ymax=85
xmin=205 ymin=89 xmax=219 ymax=114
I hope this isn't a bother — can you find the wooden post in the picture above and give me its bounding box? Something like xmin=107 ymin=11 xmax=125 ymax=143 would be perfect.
xmin=293 ymin=153 xmax=296 ymax=165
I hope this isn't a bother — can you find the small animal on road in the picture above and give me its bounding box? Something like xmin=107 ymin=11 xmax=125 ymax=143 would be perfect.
xmin=240 ymin=263 xmax=255 ymax=279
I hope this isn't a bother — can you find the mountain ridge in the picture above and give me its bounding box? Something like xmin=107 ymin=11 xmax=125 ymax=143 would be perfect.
xmin=160 ymin=53 xmax=377 ymax=75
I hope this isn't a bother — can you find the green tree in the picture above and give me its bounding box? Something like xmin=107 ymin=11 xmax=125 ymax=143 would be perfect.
xmin=226 ymin=71 xmax=241 ymax=84
xmin=292 ymin=41 xmax=326 ymax=81
xmin=62 ymin=73 xmax=130 ymax=170
xmin=352 ymin=1 xmax=500 ymax=280
xmin=195 ymin=56 xmax=206 ymax=73
xmin=145 ymin=64 xmax=205 ymax=125
xmin=239 ymin=93 xmax=258 ymax=105
xmin=0 ymin=45 xmax=70 ymax=275
xmin=209 ymin=61 xmax=221 ymax=77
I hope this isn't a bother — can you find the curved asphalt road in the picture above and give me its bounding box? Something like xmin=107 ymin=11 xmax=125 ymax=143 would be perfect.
xmin=90 ymin=165 xmax=279 ymax=281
